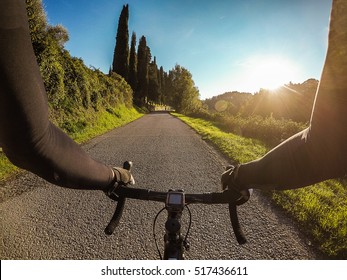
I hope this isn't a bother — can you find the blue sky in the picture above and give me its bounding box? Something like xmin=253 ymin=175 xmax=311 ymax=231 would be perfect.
xmin=42 ymin=0 xmax=332 ymax=99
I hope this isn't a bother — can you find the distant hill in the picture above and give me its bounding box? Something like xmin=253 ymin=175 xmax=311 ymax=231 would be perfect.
xmin=204 ymin=91 xmax=252 ymax=114
xmin=203 ymin=79 xmax=319 ymax=123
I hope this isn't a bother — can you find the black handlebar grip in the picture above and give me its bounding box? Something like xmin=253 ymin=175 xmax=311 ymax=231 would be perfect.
xmin=229 ymin=203 xmax=247 ymax=245
xmin=105 ymin=197 xmax=126 ymax=235
xmin=105 ymin=162 xmax=132 ymax=235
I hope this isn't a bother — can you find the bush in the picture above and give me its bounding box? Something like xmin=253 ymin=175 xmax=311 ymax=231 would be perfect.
xmin=189 ymin=109 xmax=306 ymax=147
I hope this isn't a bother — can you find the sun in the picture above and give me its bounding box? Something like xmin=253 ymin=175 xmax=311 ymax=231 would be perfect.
xmin=245 ymin=56 xmax=298 ymax=91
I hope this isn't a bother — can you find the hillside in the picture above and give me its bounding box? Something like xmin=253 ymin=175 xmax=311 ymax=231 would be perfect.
xmin=204 ymin=79 xmax=318 ymax=123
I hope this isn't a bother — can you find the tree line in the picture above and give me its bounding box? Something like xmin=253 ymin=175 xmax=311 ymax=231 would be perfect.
xmin=195 ymin=79 xmax=318 ymax=146
xmin=111 ymin=4 xmax=201 ymax=113
xmin=204 ymin=78 xmax=318 ymax=123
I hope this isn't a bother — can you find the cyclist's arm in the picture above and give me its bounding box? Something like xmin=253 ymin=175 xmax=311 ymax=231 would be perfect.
xmin=237 ymin=0 xmax=347 ymax=190
xmin=0 ymin=0 xmax=114 ymax=190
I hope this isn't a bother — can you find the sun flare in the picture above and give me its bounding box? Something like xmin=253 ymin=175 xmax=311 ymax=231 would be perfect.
xmin=243 ymin=56 xmax=299 ymax=92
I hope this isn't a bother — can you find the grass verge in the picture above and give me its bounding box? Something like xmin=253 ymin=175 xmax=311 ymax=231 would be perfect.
xmin=0 ymin=105 xmax=143 ymax=182
xmin=70 ymin=105 xmax=142 ymax=143
xmin=173 ymin=113 xmax=347 ymax=259
xmin=173 ymin=114 xmax=267 ymax=162
xmin=0 ymin=153 xmax=19 ymax=182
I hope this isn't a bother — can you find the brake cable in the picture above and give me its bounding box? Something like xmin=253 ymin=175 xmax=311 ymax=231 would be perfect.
xmin=152 ymin=205 xmax=193 ymax=260
xmin=183 ymin=205 xmax=192 ymax=251
xmin=153 ymin=207 xmax=166 ymax=260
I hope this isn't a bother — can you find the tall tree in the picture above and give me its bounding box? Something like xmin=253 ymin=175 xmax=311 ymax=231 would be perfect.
xmin=167 ymin=64 xmax=201 ymax=113
xmin=148 ymin=57 xmax=160 ymax=103
xmin=136 ymin=36 xmax=149 ymax=105
xmin=112 ymin=4 xmax=129 ymax=81
xmin=160 ymin=68 xmax=167 ymax=104
xmin=164 ymin=70 xmax=174 ymax=106
xmin=157 ymin=65 xmax=163 ymax=103
xmin=128 ymin=32 xmax=137 ymax=91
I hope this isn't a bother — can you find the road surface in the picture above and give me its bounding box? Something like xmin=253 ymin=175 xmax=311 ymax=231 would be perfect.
xmin=0 ymin=112 xmax=323 ymax=259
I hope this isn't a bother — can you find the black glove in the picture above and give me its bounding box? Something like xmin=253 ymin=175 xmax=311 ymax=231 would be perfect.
xmin=104 ymin=167 xmax=135 ymax=200
xmin=221 ymin=165 xmax=252 ymax=205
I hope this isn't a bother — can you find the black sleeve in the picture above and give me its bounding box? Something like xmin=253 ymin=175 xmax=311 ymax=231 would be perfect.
xmin=0 ymin=0 xmax=114 ymax=190
xmin=237 ymin=0 xmax=347 ymax=190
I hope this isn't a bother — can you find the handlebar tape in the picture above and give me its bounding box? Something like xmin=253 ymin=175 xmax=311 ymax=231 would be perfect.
xmin=105 ymin=197 xmax=126 ymax=235
xmin=229 ymin=203 xmax=247 ymax=245
xmin=105 ymin=161 xmax=132 ymax=235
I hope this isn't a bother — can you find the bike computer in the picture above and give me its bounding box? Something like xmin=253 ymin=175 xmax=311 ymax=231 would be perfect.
xmin=166 ymin=190 xmax=185 ymax=211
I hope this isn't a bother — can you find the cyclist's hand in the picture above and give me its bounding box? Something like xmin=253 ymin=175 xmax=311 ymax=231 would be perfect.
xmin=105 ymin=167 xmax=135 ymax=200
xmin=221 ymin=165 xmax=252 ymax=205
xmin=112 ymin=167 xmax=135 ymax=185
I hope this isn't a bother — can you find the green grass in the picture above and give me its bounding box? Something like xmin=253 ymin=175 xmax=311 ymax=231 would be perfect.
xmin=0 ymin=152 xmax=19 ymax=182
xmin=173 ymin=113 xmax=347 ymax=259
xmin=71 ymin=105 xmax=142 ymax=143
xmin=0 ymin=106 xmax=143 ymax=182
xmin=174 ymin=114 xmax=267 ymax=163
xmin=272 ymin=181 xmax=347 ymax=258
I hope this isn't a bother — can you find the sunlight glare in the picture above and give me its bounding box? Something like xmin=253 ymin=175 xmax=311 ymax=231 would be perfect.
xmin=243 ymin=56 xmax=299 ymax=92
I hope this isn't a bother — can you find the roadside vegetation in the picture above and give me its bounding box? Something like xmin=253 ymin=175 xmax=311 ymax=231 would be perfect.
xmin=174 ymin=113 xmax=347 ymax=259
xmin=0 ymin=153 xmax=18 ymax=182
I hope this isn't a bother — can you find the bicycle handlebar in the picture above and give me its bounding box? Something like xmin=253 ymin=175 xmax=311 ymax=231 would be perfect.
xmin=105 ymin=162 xmax=247 ymax=245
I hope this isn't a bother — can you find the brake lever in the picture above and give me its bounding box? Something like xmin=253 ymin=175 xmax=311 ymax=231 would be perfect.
xmin=104 ymin=161 xmax=133 ymax=235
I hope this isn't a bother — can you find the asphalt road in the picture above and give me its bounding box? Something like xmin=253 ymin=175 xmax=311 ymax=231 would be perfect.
xmin=0 ymin=112 xmax=323 ymax=259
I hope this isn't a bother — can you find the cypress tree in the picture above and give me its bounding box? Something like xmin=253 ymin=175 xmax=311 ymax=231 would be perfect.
xmin=112 ymin=4 xmax=129 ymax=81
xmin=128 ymin=32 xmax=137 ymax=91
xmin=159 ymin=66 xmax=165 ymax=104
xmin=136 ymin=36 xmax=149 ymax=106
xmin=148 ymin=57 xmax=160 ymax=103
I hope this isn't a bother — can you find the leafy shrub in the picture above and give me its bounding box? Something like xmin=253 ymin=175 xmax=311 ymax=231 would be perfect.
xmin=190 ymin=109 xmax=306 ymax=147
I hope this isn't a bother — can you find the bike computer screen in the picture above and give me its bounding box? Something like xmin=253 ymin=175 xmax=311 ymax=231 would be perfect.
xmin=166 ymin=191 xmax=185 ymax=210
xmin=168 ymin=193 xmax=183 ymax=205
